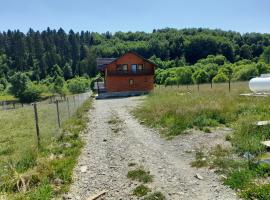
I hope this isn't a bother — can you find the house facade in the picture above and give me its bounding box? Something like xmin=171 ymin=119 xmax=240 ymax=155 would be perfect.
xmin=96 ymin=52 xmax=155 ymax=93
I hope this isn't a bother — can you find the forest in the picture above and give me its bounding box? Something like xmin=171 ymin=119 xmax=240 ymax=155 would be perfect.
xmin=0 ymin=28 xmax=270 ymax=101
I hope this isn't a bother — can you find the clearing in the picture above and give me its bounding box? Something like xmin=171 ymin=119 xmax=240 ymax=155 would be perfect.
xmin=66 ymin=96 xmax=237 ymax=200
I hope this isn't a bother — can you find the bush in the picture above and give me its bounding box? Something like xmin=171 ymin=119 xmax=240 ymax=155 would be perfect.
xmin=233 ymin=64 xmax=259 ymax=81
xmin=9 ymin=72 xmax=30 ymax=98
xmin=67 ymin=77 xmax=90 ymax=94
xmin=19 ymin=83 xmax=42 ymax=103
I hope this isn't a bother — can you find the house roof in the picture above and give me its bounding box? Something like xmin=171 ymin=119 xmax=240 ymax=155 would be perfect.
xmin=96 ymin=52 xmax=156 ymax=71
xmin=96 ymin=58 xmax=116 ymax=71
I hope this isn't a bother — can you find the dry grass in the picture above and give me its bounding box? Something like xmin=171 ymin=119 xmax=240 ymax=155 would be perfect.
xmin=134 ymin=82 xmax=270 ymax=199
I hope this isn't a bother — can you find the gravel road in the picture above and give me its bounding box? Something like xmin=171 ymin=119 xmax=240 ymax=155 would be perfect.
xmin=66 ymin=96 xmax=237 ymax=200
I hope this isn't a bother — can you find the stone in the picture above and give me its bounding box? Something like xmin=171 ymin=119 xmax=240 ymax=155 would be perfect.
xmin=80 ymin=166 xmax=88 ymax=173
xmin=195 ymin=173 xmax=204 ymax=180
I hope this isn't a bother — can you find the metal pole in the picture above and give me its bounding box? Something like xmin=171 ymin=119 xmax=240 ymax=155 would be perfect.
xmin=33 ymin=103 xmax=40 ymax=149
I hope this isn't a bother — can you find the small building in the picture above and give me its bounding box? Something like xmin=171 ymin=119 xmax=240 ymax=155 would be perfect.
xmin=96 ymin=52 xmax=155 ymax=97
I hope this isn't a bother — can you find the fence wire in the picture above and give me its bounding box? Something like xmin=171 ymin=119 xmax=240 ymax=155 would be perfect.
xmin=0 ymin=92 xmax=91 ymax=165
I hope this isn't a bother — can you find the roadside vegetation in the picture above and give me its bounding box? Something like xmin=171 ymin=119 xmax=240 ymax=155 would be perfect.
xmin=0 ymin=98 xmax=92 ymax=199
xmin=134 ymin=82 xmax=270 ymax=199
xmin=127 ymin=165 xmax=165 ymax=199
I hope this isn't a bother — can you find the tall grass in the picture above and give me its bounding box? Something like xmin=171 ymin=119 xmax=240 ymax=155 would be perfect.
xmin=135 ymin=82 xmax=270 ymax=152
xmin=0 ymin=96 xmax=92 ymax=199
xmin=134 ymin=82 xmax=270 ymax=199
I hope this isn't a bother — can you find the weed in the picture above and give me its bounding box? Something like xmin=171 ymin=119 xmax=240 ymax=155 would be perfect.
xmin=133 ymin=184 xmax=151 ymax=197
xmin=241 ymin=183 xmax=270 ymax=200
xmin=127 ymin=168 xmax=153 ymax=183
xmin=143 ymin=192 xmax=166 ymax=200
xmin=191 ymin=150 xmax=208 ymax=168
xmin=224 ymin=169 xmax=255 ymax=189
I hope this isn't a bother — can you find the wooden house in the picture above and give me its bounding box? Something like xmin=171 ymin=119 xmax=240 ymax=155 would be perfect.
xmin=96 ymin=52 xmax=155 ymax=96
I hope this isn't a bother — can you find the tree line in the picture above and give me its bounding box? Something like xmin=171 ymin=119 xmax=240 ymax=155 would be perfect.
xmin=0 ymin=27 xmax=270 ymax=96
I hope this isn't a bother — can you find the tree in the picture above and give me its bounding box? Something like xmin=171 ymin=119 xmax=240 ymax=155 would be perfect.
xmin=63 ymin=63 xmax=73 ymax=80
xmin=176 ymin=67 xmax=192 ymax=86
xmin=9 ymin=72 xmax=30 ymax=97
xmin=53 ymin=76 xmax=66 ymax=95
xmin=240 ymin=44 xmax=252 ymax=59
xmin=50 ymin=64 xmax=63 ymax=78
xmin=192 ymin=69 xmax=209 ymax=90
xmin=262 ymin=46 xmax=270 ymax=64
xmin=213 ymin=72 xmax=228 ymax=83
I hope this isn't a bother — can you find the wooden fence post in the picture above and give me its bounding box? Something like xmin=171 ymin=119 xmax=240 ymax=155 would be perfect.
xmin=33 ymin=103 xmax=40 ymax=149
xmin=73 ymin=96 xmax=76 ymax=109
xmin=56 ymin=100 xmax=61 ymax=128
xmin=67 ymin=97 xmax=70 ymax=118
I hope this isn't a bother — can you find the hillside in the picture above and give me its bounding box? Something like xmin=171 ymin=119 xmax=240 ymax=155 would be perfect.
xmin=0 ymin=28 xmax=270 ymax=81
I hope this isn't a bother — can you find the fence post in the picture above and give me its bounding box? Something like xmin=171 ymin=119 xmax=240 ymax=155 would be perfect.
xmin=56 ymin=100 xmax=61 ymax=128
xmin=73 ymin=96 xmax=76 ymax=109
xmin=67 ymin=97 xmax=70 ymax=118
xmin=33 ymin=103 xmax=41 ymax=149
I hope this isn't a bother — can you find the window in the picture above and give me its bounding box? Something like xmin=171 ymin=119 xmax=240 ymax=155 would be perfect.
xmin=117 ymin=64 xmax=128 ymax=72
xmin=122 ymin=64 xmax=128 ymax=72
xmin=138 ymin=64 xmax=144 ymax=71
xmin=129 ymin=79 xmax=134 ymax=85
xmin=131 ymin=64 xmax=137 ymax=73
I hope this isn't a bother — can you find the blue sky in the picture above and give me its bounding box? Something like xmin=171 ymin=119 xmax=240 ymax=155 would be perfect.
xmin=0 ymin=0 xmax=269 ymax=33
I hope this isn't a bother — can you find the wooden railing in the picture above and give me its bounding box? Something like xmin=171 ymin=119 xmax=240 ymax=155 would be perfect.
xmin=107 ymin=69 xmax=154 ymax=76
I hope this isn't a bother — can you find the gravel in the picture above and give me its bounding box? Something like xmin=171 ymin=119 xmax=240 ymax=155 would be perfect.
xmin=65 ymin=96 xmax=237 ymax=200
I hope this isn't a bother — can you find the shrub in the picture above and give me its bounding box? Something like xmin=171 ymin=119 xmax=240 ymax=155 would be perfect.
xmin=233 ymin=64 xmax=259 ymax=81
xmin=9 ymin=72 xmax=30 ymax=98
xmin=19 ymin=83 xmax=42 ymax=103
xmin=67 ymin=77 xmax=90 ymax=94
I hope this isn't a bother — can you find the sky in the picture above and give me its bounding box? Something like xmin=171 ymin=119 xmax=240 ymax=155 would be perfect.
xmin=0 ymin=0 xmax=269 ymax=34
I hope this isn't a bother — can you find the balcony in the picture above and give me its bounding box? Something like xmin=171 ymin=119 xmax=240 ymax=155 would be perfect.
xmin=107 ymin=69 xmax=154 ymax=76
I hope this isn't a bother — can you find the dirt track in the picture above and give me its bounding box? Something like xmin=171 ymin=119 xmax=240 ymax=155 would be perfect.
xmin=66 ymin=96 xmax=237 ymax=200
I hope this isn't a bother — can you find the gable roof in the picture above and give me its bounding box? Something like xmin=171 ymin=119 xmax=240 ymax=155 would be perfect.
xmin=96 ymin=58 xmax=116 ymax=71
xmin=96 ymin=52 xmax=156 ymax=71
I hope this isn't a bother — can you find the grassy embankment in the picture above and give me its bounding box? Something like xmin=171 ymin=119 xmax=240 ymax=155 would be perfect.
xmin=134 ymin=82 xmax=270 ymax=199
xmin=0 ymin=97 xmax=92 ymax=199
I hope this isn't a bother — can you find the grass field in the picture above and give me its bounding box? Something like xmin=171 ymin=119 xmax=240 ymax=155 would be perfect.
xmin=134 ymin=82 xmax=270 ymax=199
xmin=0 ymin=95 xmax=92 ymax=199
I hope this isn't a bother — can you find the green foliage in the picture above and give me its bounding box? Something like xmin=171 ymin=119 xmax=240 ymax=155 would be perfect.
xmin=262 ymin=46 xmax=270 ymax=64
xmin=63 ymin=63 xmax=73 ymax=80
xmin=143 ymin=192 xmax=166 ymax=200
xmin=0 ymin=77 xmax=8 ymax=89
xmin=241 ymin=183 xmax=270 ymax=200
xmin=67 ymin=77 xmax=90 ymax=94
xmin=0 ymin=97 xmax=92 ymax=199
xmin=127 ymin=168 xmax=153 ymax=183
xmin=133 ymin=185 xmax=151 ymax=197
xmin=176 ymin=67 xmax=193 ymax=85
xmin=224 ymin=169 xmax=255 ymax=189
xmin=9 ymin=72 xmax=30 ymax=98
xmin=19 ymin=83 xmax=43 ymax=103
xmin=53 ymin=76 xmax=66 ymax=95
xmin=233 ymin=64 xmax=259 ymax=81
xmin=213 ymin=72 xmax=228 ymax=83
xmin=192 ymin=69 xmax=209 ymax=84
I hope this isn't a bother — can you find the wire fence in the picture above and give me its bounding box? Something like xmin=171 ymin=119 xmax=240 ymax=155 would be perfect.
xmin=0 ymin=92 xmax=91 ymax=163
